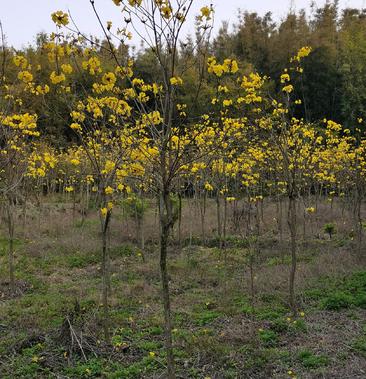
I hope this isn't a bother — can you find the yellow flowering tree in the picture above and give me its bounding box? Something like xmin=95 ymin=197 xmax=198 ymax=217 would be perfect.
xmin=0 ymin=64 xmax=42 ymax=292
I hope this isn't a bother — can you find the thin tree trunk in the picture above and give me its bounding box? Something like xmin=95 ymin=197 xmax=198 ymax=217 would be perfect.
xmin=288 ymin=194 xmax=297 ymax=315
xmin=223 ymin=197 xmax=228 ymax=249
xmin=72 ymin=191 xmax=76 ymax=225
xmin=278 ymin=195 xmax=283 ymax=244
xmin=137 ymin=216 xmax=145 ymax=262
xmin=21 ymin=186 xmax=27 ymax=237
xmin=188 ymin=199 xmax=193 ymax=248
xmin=178 ymin=193 xmax=182 ymax=249
xmin=101 ymin=209 xmax=111 ymax=342
xmin=6 ymin=200 xmax=15 ymax=294
xmin=354 ymin=185 xmax=362 ymax=255
xmin=260 ymin=198 xmax=264 ymax=224
xmin=200 ymin=192 xmax=206 ymax=245
xmin=216 ymin=194 xmax=222 ymax=249
xmin=249 ymin=252 xmax=255 ymax=311
xmin=255 ymin=201 xmax=260 ymax=237
xmin=159 ymin=192 xmax=175 ymax=379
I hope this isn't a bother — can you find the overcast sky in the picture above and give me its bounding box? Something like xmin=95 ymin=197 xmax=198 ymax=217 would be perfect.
xmin=1 ymin=0 xmax=365 ymax=49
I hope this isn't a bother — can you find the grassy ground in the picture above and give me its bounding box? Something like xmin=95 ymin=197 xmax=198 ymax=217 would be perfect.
xmin=0 ymin=198 xmax=365 ymax=378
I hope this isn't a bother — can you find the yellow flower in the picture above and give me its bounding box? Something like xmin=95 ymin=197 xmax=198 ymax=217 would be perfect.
xmin=105 ymin=186 xmax=114 ymax=195
xmin=148 ymin=351 xmax=156 ymax=357
xmin=281 ymin=73 xmax=290 ymax=83
xmin=223 ymin=99 xmax=233 ymax=107
xmin=128 ymin=0 xmax=142 ymax=6
xmin=70 ymin=158 xmax=80 ymax=166
xmin=36 ymin=168 xmax=46 ymax=177
xmin=161 ymin=5 xmax=172 ymax=19
xmin=61 ymin=64 xmax=73 ymax=74
xmin=71 ymin=111 xmax=85 ymax=122
xmin=50 ymin=71 xmax=66 ymax=84
xmin=218 ymin=85 xmax=229 ymax=93
xmin=100 ymin=207 xmax=108 ymax=216
xmin=212 ymin=65 xmax=224 ymax=77
xmin=204 ymin=182 xmax=213 ymax=191
xmin=170 ymin=76 xmax=183 ymax=86
xmin=223 ymin=59 xmax=239 ymax=73
xmin=297 ymin=46 xmax=312 ymax=59
xmin=65 ymin=186 xmax=74 ymax=193
xmin=82 ymin=57 xmax=102 ymax=75
xmin=35 ymin=84 xmax=50 ymax=95
xmin=201 ymin=6 xmax=211 ymax=17
xmin=282 ymin=85 xmax=294 ymax=94
xmin=18 ymin=71 xmax=33 ymax=83
xmin=51 ymin=11 xmax=69 ymax=26
xmin=13 ymin=55 xmax=28 ymax=69
xmin=103 ymin=160 xmax=116 ymax=173
xmin=102 ymin=72 xmax=117 ymax=86
xmin=70 ymin=123 xmax=82 ymax=131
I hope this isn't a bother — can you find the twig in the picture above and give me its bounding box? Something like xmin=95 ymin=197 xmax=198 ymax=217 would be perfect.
xmin=66 ymin=317 xmax=88 ymax=362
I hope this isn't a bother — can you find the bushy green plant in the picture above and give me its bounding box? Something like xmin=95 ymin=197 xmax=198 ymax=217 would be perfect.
xmin=321 ymin=291 xmax=353 ymax=310
xmin=297 ymin=349 xmax=329 ymax=368
xmin=323 ymin=223 xmax=336 ymax=239
xmin=194 ymin=310 xmax=221 ymax=326
xmin=258 ymin=329 xmax=278 ymax=346
xmin=351 ymin=336 xmax=366 ymax=356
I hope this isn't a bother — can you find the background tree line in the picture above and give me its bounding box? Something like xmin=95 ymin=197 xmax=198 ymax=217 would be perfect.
xmin=2 ymin=0 xmax=366 ymax=145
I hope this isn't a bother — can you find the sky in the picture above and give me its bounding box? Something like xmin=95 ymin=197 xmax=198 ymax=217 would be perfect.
xmin=1 ymin=0 xmax=365 ymax=49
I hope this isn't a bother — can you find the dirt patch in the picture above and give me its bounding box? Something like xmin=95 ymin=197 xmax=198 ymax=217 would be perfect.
xmin=0 ymin=280 xmax=31 ymax=300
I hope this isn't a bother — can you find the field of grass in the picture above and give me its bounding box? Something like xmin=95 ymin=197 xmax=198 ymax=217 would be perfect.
xmin=0 ymin=198 xmax=365 ymax=378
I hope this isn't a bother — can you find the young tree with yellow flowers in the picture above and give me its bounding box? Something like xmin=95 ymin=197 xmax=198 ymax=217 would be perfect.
xmin=0 ymin=39 xmax=52 ymax=293
xmin=58 ymin=2 xmax=217 ymax=376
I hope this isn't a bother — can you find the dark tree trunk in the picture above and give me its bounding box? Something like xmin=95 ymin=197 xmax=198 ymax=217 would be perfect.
xmin=6 ymin=199 xmax=15 ymax=294
xmin=101 ymin=209 xmax=111 ymax=342
xmin=159 ymin=192 xmax=175 ymax=379
xmin=288 ymin=194 xmax=297 ymax=315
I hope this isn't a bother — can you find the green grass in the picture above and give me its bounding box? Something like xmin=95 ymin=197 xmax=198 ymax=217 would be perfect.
xmin=304 ymin=271 xmax=366 ymax=310
xmin=351 ymin=336 xmax=366 ymax=357
xmin=258 ymin=329 xmax=278 ymax=346
xmin=297 ymin=349 xmax=329 ymax=368
xmin=193 ymin=310 xmax=221 ymax=326
xmin=1 ymin=212 xmax=365 ymax=379
xmin=66 ymin=252 xmax=99 ymax=268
